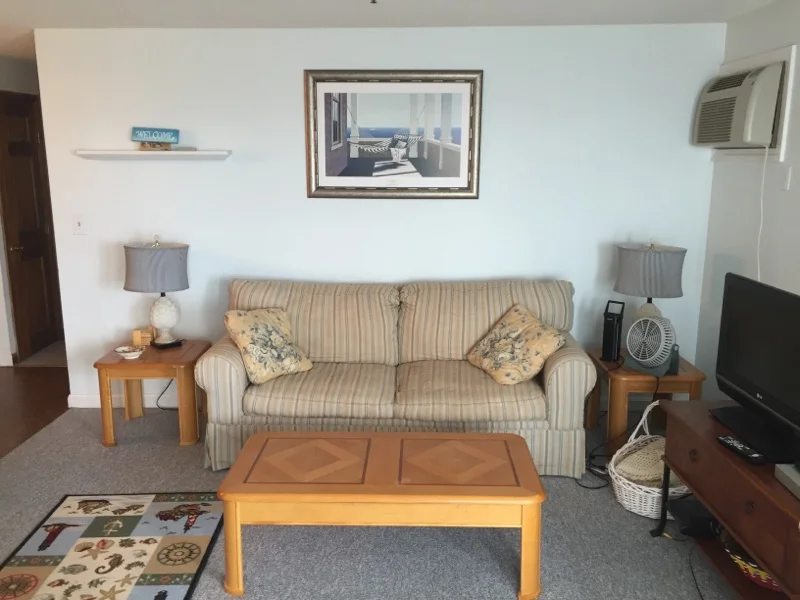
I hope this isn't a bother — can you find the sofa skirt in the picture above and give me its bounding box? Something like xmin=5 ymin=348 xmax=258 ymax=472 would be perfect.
xmin=204 ymin=417 xmax=585 ymax=479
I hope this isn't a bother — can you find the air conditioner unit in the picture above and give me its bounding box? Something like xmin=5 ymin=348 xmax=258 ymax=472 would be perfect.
xmin=693 ymin=63 xmax=784 ymax=148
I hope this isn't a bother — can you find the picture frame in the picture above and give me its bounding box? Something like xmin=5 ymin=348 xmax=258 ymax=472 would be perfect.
xmin=304 ymin=70 xmax=483 ymax=199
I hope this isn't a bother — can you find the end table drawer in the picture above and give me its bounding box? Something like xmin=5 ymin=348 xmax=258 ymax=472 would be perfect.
xmin=667 ymin=429 xmax=794 ymax=589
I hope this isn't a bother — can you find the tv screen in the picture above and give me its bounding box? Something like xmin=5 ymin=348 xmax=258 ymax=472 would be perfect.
xmin=717 ymin=273 xmax=800 ymax=433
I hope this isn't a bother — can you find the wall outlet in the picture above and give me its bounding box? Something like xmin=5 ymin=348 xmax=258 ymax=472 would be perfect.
xmin=72 ymin=215 xmax=87 ymax=235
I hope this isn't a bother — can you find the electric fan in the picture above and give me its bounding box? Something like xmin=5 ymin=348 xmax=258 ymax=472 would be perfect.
xmin=626 ymin=316 xmax=676 ymax=368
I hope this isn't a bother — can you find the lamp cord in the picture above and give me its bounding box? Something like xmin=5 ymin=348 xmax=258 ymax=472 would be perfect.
xmin=155 ymin=380 xmax=176 ymax=411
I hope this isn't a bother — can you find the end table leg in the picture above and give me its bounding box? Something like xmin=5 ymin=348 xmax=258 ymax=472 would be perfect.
xmin=606 ymin=382 xmax=630 ymax=456
xmin=689 ymin=381 xmax=703 ymax=401
xmin=124 ymin=379 xmax=144 ymax=420
xmin=585 ymin=380 xmax=601 ymax=429
xmin=176 ymin=366 xmax=199 ymax=446
xmin=518 ymin=503 xmax=542 ymax=600
xmin=223 ymin=501 xmax=244 ymax=596
xmin=98 ymin=370 xmax=116 ymax=447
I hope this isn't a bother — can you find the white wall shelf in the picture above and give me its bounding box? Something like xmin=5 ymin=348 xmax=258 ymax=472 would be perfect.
xmin=75 ymin=150 xmax=232 ymax=161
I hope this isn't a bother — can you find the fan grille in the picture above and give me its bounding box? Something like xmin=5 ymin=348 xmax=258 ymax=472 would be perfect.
xmin=627 ymin=317 xmax=676 ymax=367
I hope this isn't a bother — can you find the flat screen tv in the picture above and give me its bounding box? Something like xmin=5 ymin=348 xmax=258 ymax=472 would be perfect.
xmin=714 ymin=273 xmax=800 ymax=462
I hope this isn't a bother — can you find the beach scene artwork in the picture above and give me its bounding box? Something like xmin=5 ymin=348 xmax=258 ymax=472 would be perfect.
xmin=324 ymin=92 xmax=464 ymax=180
xmin=305 ymin=71 xmax=482 ymax=198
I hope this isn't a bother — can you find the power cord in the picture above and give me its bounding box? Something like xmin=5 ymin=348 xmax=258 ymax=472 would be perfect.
xmin=155 ymin=380 xmax=176 ymax=411
xmin=663 ymin=534 xmax=705 ymax=600
xmin=577 ymin=372 xmax=662 ymax=490
xmin=689 ymin=546 xmax=706 ymax=600
xmin=756 ymin=144 xmax=769 ymax=282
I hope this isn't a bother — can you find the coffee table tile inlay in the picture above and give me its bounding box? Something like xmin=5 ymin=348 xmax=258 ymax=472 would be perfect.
xmin=219 ymin=431 xmax=546 ymax=600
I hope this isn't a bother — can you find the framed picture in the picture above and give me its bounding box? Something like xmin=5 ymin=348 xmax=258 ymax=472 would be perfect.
xmin=304 ymin=70 xmax=483 ymax=199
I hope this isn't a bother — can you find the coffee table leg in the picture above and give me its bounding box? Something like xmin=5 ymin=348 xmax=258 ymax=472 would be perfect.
xmin=519 ymin=503 xmax=542 ymax=600
xmin=224 ymin=501 xmax=244 ymax=596
xmin=98 ymin=370 xmax=116 ymax=447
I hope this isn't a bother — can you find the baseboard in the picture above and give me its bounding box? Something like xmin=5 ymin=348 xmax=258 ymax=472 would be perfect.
xmin=0 ymin=350 xmax=13 ymax=366
xmin=68 ymin=390 xmax=179 ymax=409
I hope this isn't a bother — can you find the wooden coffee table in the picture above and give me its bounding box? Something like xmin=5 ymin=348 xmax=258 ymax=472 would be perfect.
xmin=218 ymin=431 xmax=546 ymax=599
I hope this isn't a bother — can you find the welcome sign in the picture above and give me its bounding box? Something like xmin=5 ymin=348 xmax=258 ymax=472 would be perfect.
xmin=132 ymin=127 xmax=180 ymax=144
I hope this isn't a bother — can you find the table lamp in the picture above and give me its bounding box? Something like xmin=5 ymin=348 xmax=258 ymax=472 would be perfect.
xmin=614 ymin=243 xmax=687 ymax=318
xmin=124 ymin=239 xmax=189 ymax=349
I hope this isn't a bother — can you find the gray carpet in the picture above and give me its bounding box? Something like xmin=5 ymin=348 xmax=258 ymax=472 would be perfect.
xmin=0 ymin=409 xmax=735 ymax=599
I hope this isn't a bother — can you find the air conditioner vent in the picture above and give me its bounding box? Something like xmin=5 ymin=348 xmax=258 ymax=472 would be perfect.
xmin=696 ymin=98 xmax=736 ymax=143
xmin=693 ymin=62 xmax=784 ymax=149
xmin=707 ymin=72 xmax=750 ymax=92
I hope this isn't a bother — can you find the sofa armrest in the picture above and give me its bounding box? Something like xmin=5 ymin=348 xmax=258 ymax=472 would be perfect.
xmin=541 ymin=333 xmax=597 ymax=429
xmin=195 ymin=335 xmax=249 ymax=424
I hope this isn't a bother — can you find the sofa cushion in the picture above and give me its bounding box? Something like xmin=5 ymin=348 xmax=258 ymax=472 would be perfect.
xmin=395 ymin=360 xmax=547 ymax=422
xmin=467 ymin=304 xmax=565 ymax=385
xmin=398 ymin=280 xmax=574 ymax=362
xmin=229 ymin=280 xmax=401 ymax=366
xmin=243 ymin=362 xmax=396 ymax=419
xmin=224 ymin=308 xmax=313 ymax=384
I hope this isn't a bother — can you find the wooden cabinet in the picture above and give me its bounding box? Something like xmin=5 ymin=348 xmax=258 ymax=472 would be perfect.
xmin=662 ymin=400 xmax=800 ymax=599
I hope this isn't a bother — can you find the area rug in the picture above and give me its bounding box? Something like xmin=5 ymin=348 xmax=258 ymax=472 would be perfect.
xmin=0 ymin=493 xmax=222 ymax=600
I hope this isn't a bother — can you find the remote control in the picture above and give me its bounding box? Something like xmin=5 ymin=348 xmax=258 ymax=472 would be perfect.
xmin=717 ymin=436 xmax=769 ymax=464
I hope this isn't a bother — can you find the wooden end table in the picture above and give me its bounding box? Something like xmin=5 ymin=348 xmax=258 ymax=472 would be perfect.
xmin=586 ymin=348 xmax=706 ymax=455
xmin=93 ymin=340 xmax=210 ymax=447
xmin=218 ymin=431 xmax=547 ymax=600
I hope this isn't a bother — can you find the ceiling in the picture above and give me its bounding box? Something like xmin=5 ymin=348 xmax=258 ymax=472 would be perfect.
xmin=0 ymin=0 xmax=776 ymax=59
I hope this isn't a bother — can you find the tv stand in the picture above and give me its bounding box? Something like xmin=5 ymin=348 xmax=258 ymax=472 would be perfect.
xmin=654 ymin=400 xmax=800 ymax=599
xmin=711 ymin=406 xmax=800 ymax=463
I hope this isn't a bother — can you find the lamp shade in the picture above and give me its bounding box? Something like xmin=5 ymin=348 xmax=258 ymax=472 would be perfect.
xmin=124 ymin=242 xmax=189 ymax=293
xmin=614 ymin=244 xmax=686 ymax=299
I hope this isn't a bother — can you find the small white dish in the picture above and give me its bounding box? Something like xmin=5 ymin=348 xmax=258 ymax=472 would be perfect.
xmin=115 ymin=345 xmax=146 ymax=360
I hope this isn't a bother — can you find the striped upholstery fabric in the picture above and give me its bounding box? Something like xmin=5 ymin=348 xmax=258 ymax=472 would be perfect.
xmin=204 ymin=418 xmax=585 ymax=478
xmin=197 ymin=278 xmax=596 ymax=479
xmin=395 ymin=361 xmax=547 ymax=422
xmin=194 ymin=336 xmax=249 ymax=424
xmin=542 ymin=332 xmax=597 ymax=430
xmin=398 ymin=280 xmax=575 ymax=362
xmin=243 ymin=362 xmax=395 ymax=419
xmin=229 ymin=280 xmax=401 ymax=365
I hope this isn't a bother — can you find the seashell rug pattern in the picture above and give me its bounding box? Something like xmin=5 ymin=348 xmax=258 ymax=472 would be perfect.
xmin=0 ymin=493 xmax=221 ymax=600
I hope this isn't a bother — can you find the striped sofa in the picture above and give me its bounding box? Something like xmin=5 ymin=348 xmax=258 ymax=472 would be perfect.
xmin=195 ymin=279 xmax=596 ymax=478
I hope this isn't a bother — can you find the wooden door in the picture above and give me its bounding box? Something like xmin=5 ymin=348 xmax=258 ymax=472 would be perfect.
xmin=0 ymin=92 xmax=63 ymax=361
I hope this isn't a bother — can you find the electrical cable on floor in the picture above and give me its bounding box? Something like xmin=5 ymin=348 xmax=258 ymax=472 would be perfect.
xmin=578 ymin=372 xmax=661 ymax=490
xmin=689 ymin=546 xmax=706 ymax=600
xmin=155 ymin=380 xmax=176 ymax=411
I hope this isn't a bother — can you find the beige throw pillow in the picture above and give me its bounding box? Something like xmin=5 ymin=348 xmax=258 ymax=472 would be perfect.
xmin=224 ymin=308 xmax=312 ymax=384
xmin=467 ymin=304 xmax=565 ymax=385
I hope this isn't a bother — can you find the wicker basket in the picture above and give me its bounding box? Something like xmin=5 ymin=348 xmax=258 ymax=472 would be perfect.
xmin=609 ymin=401 xmax=689 ymax=519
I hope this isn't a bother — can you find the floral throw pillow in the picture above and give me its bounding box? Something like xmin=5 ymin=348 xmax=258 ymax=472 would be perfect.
xmin=467 ymin=304 xmax=566 ymax=385
xmin=224 ymin=308 xmax=312 ymax=384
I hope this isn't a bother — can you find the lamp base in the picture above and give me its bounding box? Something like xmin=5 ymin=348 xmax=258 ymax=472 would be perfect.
xmin=151 ymin=339 xmax=183 ymax=350
xmin=636 ymin=298 xmax=663 ymax=318
xmin=150 ymin=294 xmax=181 ymax=350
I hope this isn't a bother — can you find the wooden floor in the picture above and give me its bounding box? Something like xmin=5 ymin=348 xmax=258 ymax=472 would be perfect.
xmin=0 ymin=366 xmax=69 ymax=459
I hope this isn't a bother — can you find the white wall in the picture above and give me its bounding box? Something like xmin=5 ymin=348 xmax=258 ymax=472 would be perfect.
xmin=0 ymin=56 xmax=38 ymax=365
xmin=696 ymin=0 xmax=800 ymax=397
xmin=33 ymin=26 xmax=725 ymax=408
